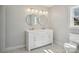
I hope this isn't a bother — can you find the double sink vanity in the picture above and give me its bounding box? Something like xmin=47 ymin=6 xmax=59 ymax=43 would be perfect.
xmin=25 ymin=28 xmax=53 ymax=51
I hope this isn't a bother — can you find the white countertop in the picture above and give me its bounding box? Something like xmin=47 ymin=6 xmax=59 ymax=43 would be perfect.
xmin=25 ymin=28 xmax=53 ymax=32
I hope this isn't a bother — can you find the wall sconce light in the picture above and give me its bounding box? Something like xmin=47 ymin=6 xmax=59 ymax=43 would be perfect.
xmin=26 ymin=8 xmax=48 ymax=15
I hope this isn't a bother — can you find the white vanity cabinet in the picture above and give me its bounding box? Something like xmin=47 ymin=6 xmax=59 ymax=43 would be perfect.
xmin=25 ymin=29 xmax=53 ymax=51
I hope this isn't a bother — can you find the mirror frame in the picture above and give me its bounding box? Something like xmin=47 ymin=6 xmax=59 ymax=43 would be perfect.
xmin=26 ymin=14 xmax=40 ymax=26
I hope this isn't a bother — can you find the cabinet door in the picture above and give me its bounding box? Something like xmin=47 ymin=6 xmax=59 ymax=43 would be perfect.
xmin=34 ymin=31 xmax=51 ymax=48
xmin=29 ymin=32 xmax=36 ymax=49
xmin=48 ymin=31 xmax=53 ymax=43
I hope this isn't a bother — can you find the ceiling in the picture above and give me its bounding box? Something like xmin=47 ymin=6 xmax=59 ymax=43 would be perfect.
xmin=26 ymin=5 xmax=53 ymax=8
xmin=42 ymin=5 xmax=53 ymax=8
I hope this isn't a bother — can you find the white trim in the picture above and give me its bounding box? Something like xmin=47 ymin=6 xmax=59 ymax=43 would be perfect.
xmin=2 ymin=45 xmax=25 ymax=52
xmin=70 ymin=6 xmax=75 ymax=27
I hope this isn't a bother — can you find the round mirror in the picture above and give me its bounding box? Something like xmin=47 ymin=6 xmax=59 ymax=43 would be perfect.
xmin=26 ymin=14 xmax=40 ymax=26
xmin=39 ymin=15 xmax=48 ymax=26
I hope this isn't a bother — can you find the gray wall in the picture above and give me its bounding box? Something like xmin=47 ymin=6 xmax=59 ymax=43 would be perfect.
xmin=0 ymin=6 xmax=6 ymax=52
xmin=6 ymin=6 xmax=25 ymax=48
xmin=0 ymin=6 xmax=2 ymax=52
xmin=49 ymin=6 xmax=71 ymax=47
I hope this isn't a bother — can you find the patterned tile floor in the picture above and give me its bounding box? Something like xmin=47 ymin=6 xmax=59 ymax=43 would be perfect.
xmin=2 ymin=44 xmax=66 ymax=53
xmin=2 ymin=44 xmax=79 ymax=53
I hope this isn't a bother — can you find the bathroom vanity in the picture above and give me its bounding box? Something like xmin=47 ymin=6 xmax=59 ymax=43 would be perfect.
xmin=25 ymin=29 xmax=53 ymax=51
xmin=25 ymin=8 xmax=52 ymax=51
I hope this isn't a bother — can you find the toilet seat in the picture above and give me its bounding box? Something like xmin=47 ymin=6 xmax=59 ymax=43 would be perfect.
xmin=64 ymin=42 xmax=77 ymax=53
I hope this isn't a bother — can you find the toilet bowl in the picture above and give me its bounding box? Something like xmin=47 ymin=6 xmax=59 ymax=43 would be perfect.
xmin=64 ymin=42 xmax=77 ymax=53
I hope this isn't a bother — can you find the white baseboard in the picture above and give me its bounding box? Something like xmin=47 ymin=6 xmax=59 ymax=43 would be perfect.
xmin=3 ymin=45 xmax=25 ymax=52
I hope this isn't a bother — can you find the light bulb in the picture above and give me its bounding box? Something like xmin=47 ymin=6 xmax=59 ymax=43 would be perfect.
xmin=35 ymin=9 xmax=38 ymax=13
xmin=31 ymin=8 xmax=35 ymax=13
xmin=45 ymin=11 xmax=48 ymax=14
xmin=43 ymin=11 xmax=46 ymax=15
xmin=39 ymin=10 xmax=43 ymax=15
xmin=26 ymin=8 xmax=31 ymax=12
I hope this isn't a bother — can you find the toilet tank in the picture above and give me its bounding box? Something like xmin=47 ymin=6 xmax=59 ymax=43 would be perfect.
xmin=70 ymin=33 xmax=79 ymax=43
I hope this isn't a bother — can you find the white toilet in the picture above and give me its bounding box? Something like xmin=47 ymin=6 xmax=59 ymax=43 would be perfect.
xmin=64 ymin=33 xmax=79 ymax=53
xmin=64 ymin=42 xmax=77 ymax=53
